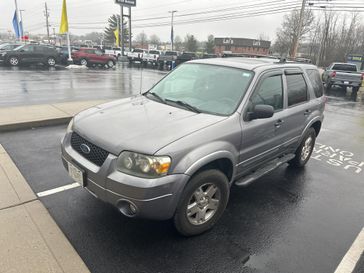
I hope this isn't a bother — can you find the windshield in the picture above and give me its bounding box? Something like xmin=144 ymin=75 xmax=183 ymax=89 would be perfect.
xmin=147 ymin=63 xmax=254 ymax=116
xmin=13 ymin=45 xmax=26 ymax=51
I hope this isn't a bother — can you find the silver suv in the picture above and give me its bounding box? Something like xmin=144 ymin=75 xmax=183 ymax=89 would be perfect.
xmin=61 ymin=58 xmax=325 ymax=236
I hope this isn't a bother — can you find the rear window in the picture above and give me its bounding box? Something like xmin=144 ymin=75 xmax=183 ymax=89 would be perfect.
xmin=149 ymin=50 xmax=159 ymax=54
xmin=306 ymin=69 xmax=324 ymax=97
xmin=133 ymin=49 xmax=144 ymax=53
xmin=165 ymin=51 xmax=177 ymax=56
xmin=332 ymin=64 xmax=357 ymax=72
xmin=286 ymin=74 xmax=308 ymax=106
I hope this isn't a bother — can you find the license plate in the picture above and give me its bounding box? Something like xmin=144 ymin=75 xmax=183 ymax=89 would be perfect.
xmin=344 ymin=81 xmax=349 ymax=84
xmin=67 ymin=161 xmax=86 ymax=187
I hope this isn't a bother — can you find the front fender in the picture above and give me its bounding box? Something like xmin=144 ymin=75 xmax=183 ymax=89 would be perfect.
xmin=172 ymin=141 xmax=238 ymax=183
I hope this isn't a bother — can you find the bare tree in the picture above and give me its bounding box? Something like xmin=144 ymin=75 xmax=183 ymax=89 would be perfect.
xmin=149 ymin=34 xmax=161 ymax=46
xmin=135 ymin=32 xmax=148 ymax=48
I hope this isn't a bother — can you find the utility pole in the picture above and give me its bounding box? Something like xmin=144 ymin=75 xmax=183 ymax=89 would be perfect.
xmin=291 ymin=0 xmax=307 ymax=58
xmin=120 ymin=6 xmax=124 ymax=56
xmin=44 ymin=2 xmax=50 ymax=42
xmin=169 ymin=10 xmax=177 ymax=51
xmin=129 ymin=6 xmax=132 ymax=51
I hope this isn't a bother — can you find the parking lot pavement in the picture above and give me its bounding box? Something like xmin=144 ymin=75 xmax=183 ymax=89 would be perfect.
xmin=0 ymin=96 xmax=363 ymax=273
xmin=0 ymin=63 xmax=166 ymax=107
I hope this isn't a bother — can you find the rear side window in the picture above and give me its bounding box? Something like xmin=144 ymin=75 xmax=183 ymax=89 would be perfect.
xmin=332 ymin=64 xmax=357 ymax=72
xmin=306 ymin=69 xmax=324 ymax=97
xmin=286 ymin=74 xmax=308 ymax=106
xmin=250 ymin=75 xmax=283 ymax=111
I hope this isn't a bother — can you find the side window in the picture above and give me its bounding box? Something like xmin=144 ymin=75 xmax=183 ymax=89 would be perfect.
xmin=250 ymin=75 xmax=283 ymax=111
xmin=306 ymin=69 xmax=324 ymax=97
xmin=286 ymin=74 xmax=308 ymax=106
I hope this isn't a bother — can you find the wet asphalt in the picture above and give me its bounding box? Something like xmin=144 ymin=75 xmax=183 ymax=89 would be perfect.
xmin=0 ymin=65 xmax=364 ymax=273
xmin=0 ymin=63 xmax=166 ymax=107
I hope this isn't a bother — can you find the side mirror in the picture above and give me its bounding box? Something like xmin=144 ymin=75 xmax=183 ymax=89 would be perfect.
xmin=248 ymin=105 xmax=274 ymax=120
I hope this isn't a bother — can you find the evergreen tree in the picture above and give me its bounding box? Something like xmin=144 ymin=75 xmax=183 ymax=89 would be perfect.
xmin=104 ymin=14 xmax=128 ymax=46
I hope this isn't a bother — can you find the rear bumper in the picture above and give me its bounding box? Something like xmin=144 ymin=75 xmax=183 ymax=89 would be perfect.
xmin=329 ymin=79 xmax=361 ymax=87
xmin=61 ymin=132 xmax=190 ymax=220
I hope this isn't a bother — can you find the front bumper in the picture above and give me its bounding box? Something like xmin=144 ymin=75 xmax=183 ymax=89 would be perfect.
xmin=61 ymin=132 xmax=189 ymax=220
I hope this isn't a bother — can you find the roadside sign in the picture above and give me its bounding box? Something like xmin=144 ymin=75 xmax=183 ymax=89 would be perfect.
xmin=115 ymin=0 xmax=136 ymax=6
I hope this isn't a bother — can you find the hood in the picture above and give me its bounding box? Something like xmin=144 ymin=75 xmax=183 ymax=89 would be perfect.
xmin=73 ymin=96 xmax=226 ymax=155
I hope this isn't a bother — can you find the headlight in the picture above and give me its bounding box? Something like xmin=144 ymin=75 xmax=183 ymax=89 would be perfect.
xmin=117 ymin=151 xmax=171 ymax=178
xmin=66 ymin=118 xmax=74 ymax=133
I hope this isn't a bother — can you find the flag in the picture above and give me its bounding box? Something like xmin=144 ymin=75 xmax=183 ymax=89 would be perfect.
xmin=12 ymin=11 xmax=20 ymax=38
xmin=59 ymin=0 xmax=69 ymax=34
xmin=114 ymin=29 xmax=120 ymax=47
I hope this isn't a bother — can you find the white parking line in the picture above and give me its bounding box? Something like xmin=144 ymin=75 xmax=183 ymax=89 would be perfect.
xmin=37 ymin=182 xmax=80 ymax=197
xmin=334 ymin=228 xmax=364 ymax=273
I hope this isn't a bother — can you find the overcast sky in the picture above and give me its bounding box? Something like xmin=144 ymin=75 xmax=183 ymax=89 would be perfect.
xmin=0 ymin=0 xmax=299 ymax=42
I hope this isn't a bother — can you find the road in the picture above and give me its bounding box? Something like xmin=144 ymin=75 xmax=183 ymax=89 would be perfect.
xmin=0 ymin=63 xmax=166 ymax=107
xmin=0 ymin=94 xmax=363 ymax=273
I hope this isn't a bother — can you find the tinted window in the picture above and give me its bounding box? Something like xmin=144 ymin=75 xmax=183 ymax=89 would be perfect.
xmin=133 ymin=49 xmax=144 ymax=53
xmin=165 ymin=51 xmax=177 ymax=56
xmin=306 ymin=69 xmax=324 ymax=97
xmin=250 ymin=75 xmax=283 ymax=111
xmin=332 ymin=64 xmax=357 ymax=72
xmin=287 ymin=74 xmax=308 ymax=106
xmin=85 ymin=49 xmax=95 ymax=54
xmin=149 ymin=50 xmax=159 ymax=54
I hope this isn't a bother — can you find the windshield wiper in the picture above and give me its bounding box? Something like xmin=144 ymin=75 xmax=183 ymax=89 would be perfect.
xmin=146 ymin=92 xmax=165 ymax=103
xmin=165 ymin=99 xmax=201 ymax=113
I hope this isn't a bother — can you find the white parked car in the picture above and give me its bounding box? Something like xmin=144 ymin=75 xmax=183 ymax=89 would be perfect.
xmin=142 ymin=50 xmax=161 ymax=67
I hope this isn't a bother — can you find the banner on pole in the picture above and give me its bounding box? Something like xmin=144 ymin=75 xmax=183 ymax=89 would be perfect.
xmin=59 ymin=0 xmax=69 ymax=34
xmin=12 ymin=11 xmax=20 ymax=38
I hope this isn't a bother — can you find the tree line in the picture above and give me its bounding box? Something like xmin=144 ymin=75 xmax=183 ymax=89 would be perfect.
xmin=273 ymin=10 xmax=364 ymax=66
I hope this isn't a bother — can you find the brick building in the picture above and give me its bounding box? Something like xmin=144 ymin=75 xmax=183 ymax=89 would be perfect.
xmin=214 ymin=37 xmax=271 ymax=56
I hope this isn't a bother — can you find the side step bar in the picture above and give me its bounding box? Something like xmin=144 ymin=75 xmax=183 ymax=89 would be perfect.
xmin=235 ymin=153 xmax=296 ymax=187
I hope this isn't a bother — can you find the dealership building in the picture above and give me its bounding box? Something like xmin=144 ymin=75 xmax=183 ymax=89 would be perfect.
xmin=214 ymin=37 xmax=271 ymax=55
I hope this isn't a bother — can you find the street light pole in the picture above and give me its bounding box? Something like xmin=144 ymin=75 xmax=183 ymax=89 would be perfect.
xmin=169 ymin=10 xmax=177 ymax=51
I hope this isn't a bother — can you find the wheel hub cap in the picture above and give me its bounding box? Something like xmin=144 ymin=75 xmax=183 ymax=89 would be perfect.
xmin=186 ymin=183 xmax=221 ymax=225
xmin=301 ymin=136 xmax=313 ymax=161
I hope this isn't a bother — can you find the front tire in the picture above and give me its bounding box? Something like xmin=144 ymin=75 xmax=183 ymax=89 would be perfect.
xmin=107 ymin=60 xmax=115 ymax=68
xmin=174 ymin=169 xmax=229 ymax=236
xmin=47 ymin=57 xmax=56 ymax=67
xmin=80 ymin=58 xmax=88 ymax=66
xmin=8 ymin=56 xmax=19 ymax=66
xmin=289 ymin=128 xmax=316 ymax=168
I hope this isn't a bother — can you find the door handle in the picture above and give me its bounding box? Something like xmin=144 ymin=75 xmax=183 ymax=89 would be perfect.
xmin=304 ymin=109 xmax=312 ymax=116
xmin=275 ymin=119 xmax=284 ymax=128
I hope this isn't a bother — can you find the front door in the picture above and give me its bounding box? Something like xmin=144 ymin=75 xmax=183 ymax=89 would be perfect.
xmin=237 ymin=70 xmax=287 ymax=176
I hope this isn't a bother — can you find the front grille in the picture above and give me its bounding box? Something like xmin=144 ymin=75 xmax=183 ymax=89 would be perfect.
xmin=70 ymin=132 xmax=109 ymax=166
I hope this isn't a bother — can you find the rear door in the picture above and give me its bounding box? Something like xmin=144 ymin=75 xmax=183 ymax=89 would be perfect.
xmin=238 ymin=69 xmax=287 ymax=174
xmin=20 ymin=45 xmax=36 ymax=63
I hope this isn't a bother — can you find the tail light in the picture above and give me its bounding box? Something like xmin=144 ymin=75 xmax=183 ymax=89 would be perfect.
xmin=331 ymin=71 xmax=336 ymax=78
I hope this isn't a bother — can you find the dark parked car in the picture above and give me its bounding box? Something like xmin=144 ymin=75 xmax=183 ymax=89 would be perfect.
xmin=0 ymin=44 xmax=59 ymax=66
xmin=56 ymin=46 xmax=79 ymax=65
xmin=202 ymin=53 xmax=218 ymax=59
xmin=0 ymin=43 xmax=21 ymax=51
xmin=176 ymin=52 xmax=198 ymax=66
xmin=158 ymin=51 xmax=179 ymax=70
xmin=71 ymin=48 xmax=116 ymax=68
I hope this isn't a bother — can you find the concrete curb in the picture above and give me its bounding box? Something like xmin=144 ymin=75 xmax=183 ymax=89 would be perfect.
xmin=0 ymin=144 xmax=90 ymax=273
xmin=0 ymin=117 xmax=72 ymax=132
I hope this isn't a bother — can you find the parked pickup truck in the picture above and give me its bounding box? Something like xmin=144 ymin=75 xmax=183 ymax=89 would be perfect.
xmin=142 ymin=50 xmax=161 ymax=67
xmin=104 ymin=47 xmax=122 ymax=59
xmin=176 ymin=52 xmax=198 ymax=66
xmin=158 ymin=51 xmax=179 ymax=70
xmin=322 ymin=62 xmax=363 ymax=93
xmin=127 ymin=48 xmax=145 ymax=63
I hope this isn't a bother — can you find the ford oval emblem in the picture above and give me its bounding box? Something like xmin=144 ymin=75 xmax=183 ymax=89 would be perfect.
xmin=80 ymin=143 xmax=91 ymax=154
